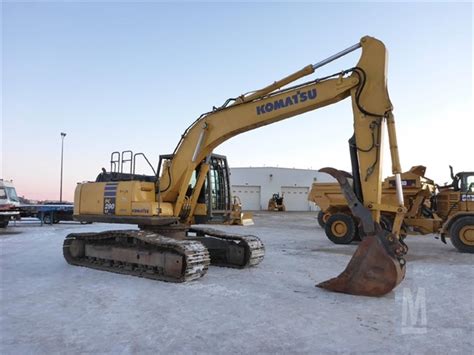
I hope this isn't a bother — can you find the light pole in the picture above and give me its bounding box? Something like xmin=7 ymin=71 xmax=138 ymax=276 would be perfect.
xmin=60 ymin=132 xmax=67 ymax=203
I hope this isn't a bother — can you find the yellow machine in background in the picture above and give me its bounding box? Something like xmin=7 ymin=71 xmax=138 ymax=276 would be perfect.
xmin=229 ymin=196 xmax=254 ymax=226
xmin=310 ymin=166 xmax=474 ymax=253
xmin=435 ymin=167 xmax=473 ymax=252
xmin=268 ymin=193 xmax=286 ymax=211
xmin=65 ymin=36 xmax=408 ymax=296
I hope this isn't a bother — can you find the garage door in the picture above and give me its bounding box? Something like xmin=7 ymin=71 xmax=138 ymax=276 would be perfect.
xmin=232 ymin=185 xmax=261 ymax=210
xmin=281 ymin=186 xmax=310 ymax=211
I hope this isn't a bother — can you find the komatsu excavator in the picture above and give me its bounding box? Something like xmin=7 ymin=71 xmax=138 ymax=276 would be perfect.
xmin=64 ymin=36 xmax=407 ymax=296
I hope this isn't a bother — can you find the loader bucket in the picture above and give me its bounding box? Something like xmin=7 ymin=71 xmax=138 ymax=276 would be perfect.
xmin=240 ymin=212 xmax=255 ymax=226
xmin=232 ymin=212 xmax=254 ymax=226
xmin=229 ymin=196 xmax=254 ymax=226
xmin=229 ymin=211 xmax=254 ymax=226
xmin=317 ymin=227 xmax=406 ymax=297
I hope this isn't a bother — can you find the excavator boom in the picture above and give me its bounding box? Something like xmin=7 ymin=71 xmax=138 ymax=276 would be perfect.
xmin=68 ymin=36 xmax=407 ymax=296
xmin=155 ymin=36 xmax=407 ymax=296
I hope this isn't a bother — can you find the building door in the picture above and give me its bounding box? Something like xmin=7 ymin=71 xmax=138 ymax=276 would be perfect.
xmin=232 ymin=185 xmax=261 ymax=210
xmin=281 ymin=186 xmax=310 ymax=211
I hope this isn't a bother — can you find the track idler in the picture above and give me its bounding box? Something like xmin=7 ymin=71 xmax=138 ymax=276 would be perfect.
xmin=316 ymin=167 xmax=407 ymax=297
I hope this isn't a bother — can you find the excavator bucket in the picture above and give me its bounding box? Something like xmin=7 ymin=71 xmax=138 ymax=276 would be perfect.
xmin=317 ymin=227 xmax=406 ymax=296
xmin=316 ymin=167 xmax=407 ymax=297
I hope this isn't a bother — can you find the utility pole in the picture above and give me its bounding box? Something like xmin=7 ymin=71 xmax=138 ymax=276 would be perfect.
xmin=60 ymin=132 xmax=67 ymax=203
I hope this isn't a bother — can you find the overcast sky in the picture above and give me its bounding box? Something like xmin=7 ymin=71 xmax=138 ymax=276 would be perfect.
xmin=2 ymin=1 xmax=473 ymax=201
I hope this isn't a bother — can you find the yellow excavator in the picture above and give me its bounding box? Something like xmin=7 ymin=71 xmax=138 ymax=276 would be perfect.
xmin=64 ymin=36 xmax=407 ymax=296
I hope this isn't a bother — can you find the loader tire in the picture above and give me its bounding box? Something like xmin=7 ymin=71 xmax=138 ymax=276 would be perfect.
xmin=317 ymin=211 xmax=329 ymax=228
xmin=449 ymin=217 xmax=474 ymax=253
xmin=325 ymin=213 xmax=357 ymax=244
xmin=0 ymin=220 xmax=9 ymax=228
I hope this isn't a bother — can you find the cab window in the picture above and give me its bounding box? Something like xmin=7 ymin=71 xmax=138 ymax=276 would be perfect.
xmin=466 ymin=175 xmax=474 ymax=192
xmin=5 ymin=187 xmax=19 ymax=202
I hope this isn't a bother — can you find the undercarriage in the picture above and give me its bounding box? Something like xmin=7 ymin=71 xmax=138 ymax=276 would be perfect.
xmin=63 ymin=226 xmax=264 ymax=282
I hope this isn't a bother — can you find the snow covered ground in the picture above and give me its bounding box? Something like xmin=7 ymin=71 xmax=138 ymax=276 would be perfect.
xmin=1 ymin=212 xmax=472 ymax=354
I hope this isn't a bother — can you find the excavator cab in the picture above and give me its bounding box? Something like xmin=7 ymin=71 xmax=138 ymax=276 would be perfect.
xmin=96 ymin=151 xmax=238 ymax=225
xmin=158 ymin=153 xmax=252 ymax=225
xmin=183 ymin=154 xmax=232 ymax=224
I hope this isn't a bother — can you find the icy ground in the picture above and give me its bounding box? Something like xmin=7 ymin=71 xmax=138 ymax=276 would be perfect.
xmin=1 ymin=212 xmax=472 ymax=354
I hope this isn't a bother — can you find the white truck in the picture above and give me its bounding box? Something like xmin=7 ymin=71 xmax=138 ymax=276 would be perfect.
xmin=0 ymin=180 xmax=20 ymax=228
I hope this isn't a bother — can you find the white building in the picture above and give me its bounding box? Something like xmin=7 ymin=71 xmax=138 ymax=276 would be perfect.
xmin=230 ymin=167 xmax=335 ymax=211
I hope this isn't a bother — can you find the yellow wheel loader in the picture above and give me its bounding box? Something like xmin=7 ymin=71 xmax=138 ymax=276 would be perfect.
xmin=268 ymin=193 xmax=286 ymax=211
xmin=436 ymin=167 xmax=474 ymax=252
xmin=65 ymin=36 xmax=408 ymax=296
xmin=310 ymin=165 xmax=474 ymax=253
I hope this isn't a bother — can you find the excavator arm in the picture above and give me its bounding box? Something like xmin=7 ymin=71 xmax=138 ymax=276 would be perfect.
xmin=157 ymin=36 xmax=408 ymax=296
xmin=160 ymin=36 xmax=405 ymax=228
